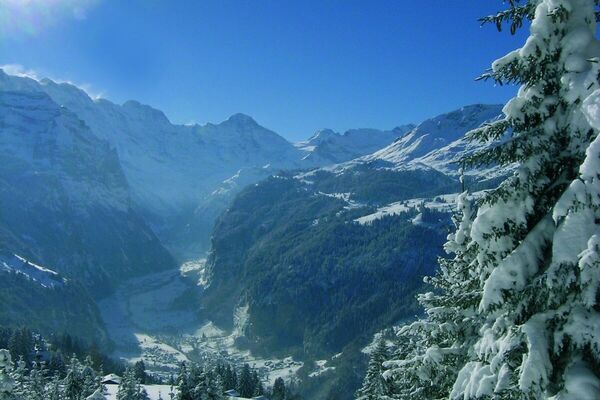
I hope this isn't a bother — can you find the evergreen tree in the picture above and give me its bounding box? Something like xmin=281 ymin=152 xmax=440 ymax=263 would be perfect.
xmin=48 ymin=375 xmax=64 ymax=400
xmin=383 ymin=192 xmax=479 ymax=399
xmin=63 ymin=356 xmax=83 ymax=400
xmin=47 ymin=375 xmax=63 ymax=400
xmin=176 ymin=363 xmax=192 ymax=400
xmin=0 ymin=350 xmax=15 ymax=400
xmin=81 ymin=357 xmax=98 ymax=398
xmin=117 ymin=368 xmax=148 ymax=400
xmin=48 ymin=353 xmax=66 ymax=377
xmin=271 ymin=377 xmax=286 ymax=400
xmin=8 ymin=330 xmax=31 ymax=369
xmin=191 ymin=367 xmax=223 ymax=400
xmin=237 ymin=364 xmax=254 ymax=397
xmin=221 ymin=365 xmax=236 ymax=391
xmin=251 ymin=371 xmax=263 ymax=396
xmin=355 ymin=337 xmax=392 ymax=399
xmin=10 ymin=358 xmax=26 ymax=400
xmin=133 ymin=361 xmax=147 ymax=385
xmin=24 ymin=362 xmax=48 ymax=400
xmin=381 ymin=0 xmax=600 ymax=398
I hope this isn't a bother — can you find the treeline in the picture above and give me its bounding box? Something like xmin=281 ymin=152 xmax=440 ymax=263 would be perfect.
xmin=176 ymin=362 xmax=302 ymax=400
xmin=0 ymin=326 xmax=124 ymax=376
xmin=0 ymin=350 xmax=304 ymax=400
xmin=0 ymin=347 xmax=107 ymax=399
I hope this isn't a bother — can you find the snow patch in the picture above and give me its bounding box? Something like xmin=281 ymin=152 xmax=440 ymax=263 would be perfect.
xmin=0 ymin=254 xmax=65 ymax=288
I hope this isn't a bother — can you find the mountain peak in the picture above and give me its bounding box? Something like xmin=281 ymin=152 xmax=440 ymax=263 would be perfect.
xmin=307 ymin=128 xmax=338 ymax=144
xmin=122 ymin=100 xmax=171 ymax=124
xmin=226 ymin=113 xmax=258 ymax=126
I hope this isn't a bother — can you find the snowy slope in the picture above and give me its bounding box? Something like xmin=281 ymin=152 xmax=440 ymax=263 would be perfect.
xmin=355 ymin=104 xmax=506 ymax=178
xmin=0 ymin=251 xmax=108 ymax=342
xmin=0 ymin=253 xmax=65 ymax=288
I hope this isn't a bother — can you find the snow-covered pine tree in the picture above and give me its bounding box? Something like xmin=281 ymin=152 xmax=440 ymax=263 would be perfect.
xmin=377 ymin=1 xmax=600 ymax=398
xmin=24 ymin=362 xmax=48 ymax=400
xmin=191 ymin=367 xmax=223 ymax=400
xmin=0 ymin=350 xmax=15 ymax=400
xmin=451 ymin=0 xmax=600 ymax=398
xmin=47 ymin=375 xmax=63 ymax=400
xmin=64 ymin=356 xmax=83 ymax=400
xmin=355 ymin=337 xmax=392 ymax=399
xmin=176 ymin=362 xmax=193 ymax=400
xmin=117 ymin=368 xmax=148 ymax=400
xmin=10 ymin=358 xmax=26 ymax=400
xmin=380 ymin=192 xmax=478 ymax=399
xmin=252 ymin=371 xmax=264 ymax=396
xmin=237 ymin=364 xmax=254 ymax=398
xmin=81 ymin=358 xmax=98 ymax=398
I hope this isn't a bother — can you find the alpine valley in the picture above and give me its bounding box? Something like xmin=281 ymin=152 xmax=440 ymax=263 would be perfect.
xmin=0 ymin=69 xmax=507 ymax=399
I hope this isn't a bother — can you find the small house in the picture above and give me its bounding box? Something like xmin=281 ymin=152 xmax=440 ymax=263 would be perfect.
xmin=101 ymin=373 xmax=121 ymax=385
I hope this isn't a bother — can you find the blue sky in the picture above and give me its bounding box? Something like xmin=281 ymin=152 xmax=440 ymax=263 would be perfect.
xmin=1 ymin=0 xmax=529 ymax=140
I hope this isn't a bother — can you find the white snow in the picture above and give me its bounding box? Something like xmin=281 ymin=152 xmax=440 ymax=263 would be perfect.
xmin=356 ymin=104 xmax=506 ymax=176
xmin=180 ymin=258 xmax=209 ymax=287
xmin=317 ymin=191 xmax=363 ymax=210
xmin=583 ymin=89 xmax=600 ymax=130
xmin=355 ymin=192 xmax=485 ymax=225
xmin=0 ymin=253 xmax=65 ymax=288
xmin=549 ymin=358 xmax=600 ymax=400
xmin=308 ymin=359 xmax=336 ymax=378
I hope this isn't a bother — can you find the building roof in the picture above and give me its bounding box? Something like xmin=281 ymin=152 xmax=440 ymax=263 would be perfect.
xmin=101 ymin=373 xmax=122 ymax=384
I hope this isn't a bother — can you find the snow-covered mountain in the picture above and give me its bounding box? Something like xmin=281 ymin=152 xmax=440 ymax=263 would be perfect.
xmin=0 ymin=69 xmax=314 ymax=258
xmin=0 ymin=88 xmax=174 ymax=291
xmin=354 ymin=104 xmax=506 ymax=178
xmin=296 ymin=125 xmax=415 ymax=165
xmin=0 ymin=68 xmax=508 ymax=277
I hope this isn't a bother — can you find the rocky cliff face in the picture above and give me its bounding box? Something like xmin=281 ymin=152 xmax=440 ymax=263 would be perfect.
xmin=0 ymin=89 xmax=175 ymax=294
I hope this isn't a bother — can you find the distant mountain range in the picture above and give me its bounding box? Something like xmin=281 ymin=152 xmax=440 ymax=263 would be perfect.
xmin=1 ymin=70 xmax=427 ymax=259
xmin=295 ymin=125 xmax=415 ymax=165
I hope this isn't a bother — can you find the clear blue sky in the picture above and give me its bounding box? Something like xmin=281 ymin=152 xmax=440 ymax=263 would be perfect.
xmin=1 ymin=0 xmax=529 ymax=140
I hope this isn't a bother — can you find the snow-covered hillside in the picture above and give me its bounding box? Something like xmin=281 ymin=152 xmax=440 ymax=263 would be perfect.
xmin=0 ymin=254 xmax=65 ymax=289
xmin=353 ymin=104 xmax=506 ymax=178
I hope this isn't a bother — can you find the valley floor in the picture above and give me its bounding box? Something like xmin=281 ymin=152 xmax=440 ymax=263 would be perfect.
xmin=98 ymin=261 xmax=303 ymax=386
